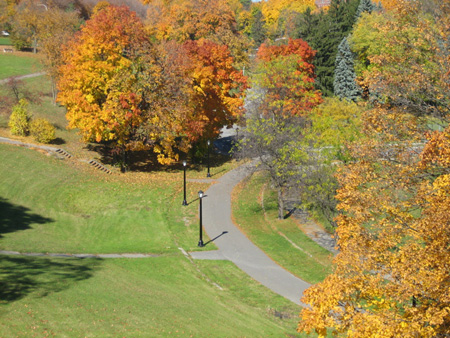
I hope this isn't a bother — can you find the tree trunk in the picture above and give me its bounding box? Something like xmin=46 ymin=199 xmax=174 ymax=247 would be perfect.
xmin=277 ymin=187 xmax=284 ymax=219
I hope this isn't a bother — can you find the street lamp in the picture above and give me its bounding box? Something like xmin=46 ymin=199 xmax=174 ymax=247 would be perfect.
xmin=198 ymin=190 xmax=204 ymax=247
xmin=182 ymin=160 xmax=187 ymax=206
xmin=206 ymin=140 xmax=211 ymax=178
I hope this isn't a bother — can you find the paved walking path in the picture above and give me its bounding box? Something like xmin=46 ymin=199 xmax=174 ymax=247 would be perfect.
xmin=189 ymin=162 xmax=311 ymax=306
xmin=0 ymin=72 xmax=46 ymax=85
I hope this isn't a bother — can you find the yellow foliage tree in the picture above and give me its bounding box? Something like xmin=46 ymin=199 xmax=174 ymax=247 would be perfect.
xmin=261 ymin=0 xmax=315 ymax=38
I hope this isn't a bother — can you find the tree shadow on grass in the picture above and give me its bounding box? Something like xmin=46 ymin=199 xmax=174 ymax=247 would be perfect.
xmin=0 ymin=197 xmax=53 ymax=238
xmin=0 ymin=255 xmax=101 ymax=303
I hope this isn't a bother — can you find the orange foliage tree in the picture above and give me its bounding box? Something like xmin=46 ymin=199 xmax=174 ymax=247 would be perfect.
xmin=254 ymin=38 xmax=322 ymax=119
xmin=58 ymin=5 xmax=150 ymax=150
xmin=298 ymin=105 xmax=450 ymax=336
xmin=298 ymin=1 xmax=450 ymax=335
xmin=182 ymin=39 xmax=248 ymax=141
xmin=58 ymin=5 xmax=247 ymax=166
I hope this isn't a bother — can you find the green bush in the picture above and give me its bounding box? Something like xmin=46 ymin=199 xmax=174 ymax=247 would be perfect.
xmin=8 ymin=99 xmax=30 ymax=136
xmin=30 ymin=118 xmax=56 ymax=144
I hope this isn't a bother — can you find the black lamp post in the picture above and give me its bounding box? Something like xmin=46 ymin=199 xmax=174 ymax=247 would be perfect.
xmin=182 ymin=160 xmax=187 ymax=206
xmin=206 ymin=140 xmax=211 ymax=178
xmin=198 ymin=190 xmax=204 ymax=247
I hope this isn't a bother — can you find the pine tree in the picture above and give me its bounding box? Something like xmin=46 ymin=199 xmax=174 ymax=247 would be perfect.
xmin=355 ymin=0 xmax=377 ymax=19
xmin=334 ymin=36 xmax=360 ymax=101
xmin=251 ymin=8 xmax=267 ymax=47
xmin=291 ymin=0 xmax=360 ymax=96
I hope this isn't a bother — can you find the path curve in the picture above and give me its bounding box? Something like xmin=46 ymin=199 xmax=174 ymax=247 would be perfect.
xmin=0 ymin=72 xmax=46 ymax=85
xmin=190 ymin=162 xmax=311 ymax=306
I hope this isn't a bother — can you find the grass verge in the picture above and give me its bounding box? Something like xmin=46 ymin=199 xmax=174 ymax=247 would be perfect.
xmin=232 ymin=171 xmax=333 ymax=284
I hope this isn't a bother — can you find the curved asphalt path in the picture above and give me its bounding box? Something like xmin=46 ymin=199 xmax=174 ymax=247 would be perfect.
xmin=189 ymin=161 xmax=311 ymax=306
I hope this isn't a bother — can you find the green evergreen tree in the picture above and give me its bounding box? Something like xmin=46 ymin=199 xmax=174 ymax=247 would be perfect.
xmin=250 ymin=8 xmax=267 ymax=47
xmin=355 ymin=0 xmax=377 ymax=19
xmin=291 ymin=0 xmax=360 ymax=96
xmin=334 ymin=36 xmax=360 ymax=101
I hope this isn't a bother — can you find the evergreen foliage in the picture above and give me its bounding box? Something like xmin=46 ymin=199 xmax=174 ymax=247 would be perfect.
xmin=334 ymin=36 xmax=361 ymax=101
xmin=355 ymin=0 xmax=377 ymax=19
xmin=291 ymin=0 xmax=360 ymax=96
xmin=250 ymin=8 xmax=267 ymax=47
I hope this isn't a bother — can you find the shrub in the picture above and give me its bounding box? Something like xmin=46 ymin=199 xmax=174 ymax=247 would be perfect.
xmin=30 ymin=118 xmax=56 ymax=144
xmin=8 ymin=99 xmax=30 ymax=136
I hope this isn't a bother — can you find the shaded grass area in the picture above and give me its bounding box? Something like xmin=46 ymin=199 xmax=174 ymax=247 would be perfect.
xmin=0 ymin=53 xmax=43 ymax=79
xmin=232 ymin=171 xmax=333 ymax=284
xmin=0 ymin=255 xmax=309 ymax=337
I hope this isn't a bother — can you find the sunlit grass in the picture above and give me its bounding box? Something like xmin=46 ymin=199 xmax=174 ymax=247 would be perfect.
xmin=232 ymin=171 xmax=333 ymax=284
xmin=0 ymin=53 xmax=43 ymax=79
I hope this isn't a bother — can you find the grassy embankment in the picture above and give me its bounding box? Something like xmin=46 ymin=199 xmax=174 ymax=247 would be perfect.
xmin=0 ymin=52 xmax=43 ymax=80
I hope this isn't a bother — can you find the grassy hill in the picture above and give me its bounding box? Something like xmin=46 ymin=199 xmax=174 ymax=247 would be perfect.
xmin=0 ymin=144 xmax=308 ymax=337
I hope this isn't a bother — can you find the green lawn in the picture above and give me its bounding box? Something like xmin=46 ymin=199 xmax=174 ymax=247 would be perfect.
xmin=0 ymin=144 xmax=311 ymax=337
xmin=232 ymin=171 xmax=334 ymax=284
xmin=0 ymin=53 xmax=43 ymax=80
xmin=0 ymin=143 xmax=214 ymax=254
xmin=0 ymin=255 xmax=306 ymax=337
xmin=0 ymin=37 xmax=11 ymax=45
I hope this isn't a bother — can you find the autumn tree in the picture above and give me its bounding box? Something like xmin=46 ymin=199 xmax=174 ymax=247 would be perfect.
xmin=239 ymin=38 xmax=321 ymax=218
xmin=181 ymin=39 xmax=248 ymax=142
xmin=260 ymin=0 xmax=315 ymax=39
xmin=57 ymin=5 xmax=157 ymax=169
xmin=38 ymin=6 xmax=80 ymax=104
xmin=298 ymin=105 xmax=450 ymax=336
xmin=9 ymin=0 xmax=42 ymax=51
xmin=255 ymin=38 xmax=322 ymax=119
xmin=145 ymin=0 xmax=251 ymax=69
xmin=238 ymin=114 xmax=310 ymax=219
xmin=350 ymin=0 xmax=450 ymax=120
xmin=58 ymin=5 xmax=247 ymax=167
xmin=298 ymin=2 xmax=450 ymax=336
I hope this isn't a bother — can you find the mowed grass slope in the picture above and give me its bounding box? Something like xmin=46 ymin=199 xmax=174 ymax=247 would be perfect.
xmin=0 ymin=255 xmax=305 ymax=337
xmin=0 ymin=53 xmax=43 ymax=80
xmin=0 ymin=143 xmax=222 ymax=254
xmin=0 ymin=144 xmax=307 ymax=337
xmin=0 ymin=144 xmax=176 ymax=254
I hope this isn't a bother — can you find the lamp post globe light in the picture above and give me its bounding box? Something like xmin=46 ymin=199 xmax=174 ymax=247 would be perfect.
xmin=206 ymin=140 xmax=211 ymax=178
xmin=182 ymin=160 xmax=187 ymax=206
xmin=198 ymin=190 xmax=204 ymax=247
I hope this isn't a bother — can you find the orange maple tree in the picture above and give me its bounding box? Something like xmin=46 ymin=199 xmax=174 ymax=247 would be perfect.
xmin=58 ymin=5 xmax=247 ymax=166
xmin=298 ymin=102 xmax=450 ymax=337
xmin=182 ymin=38 xmax=248 ymax=141
xmin=254 ymin=38 xmax=322 ymax=118
xmin=57 ymin=5 xmax=149 ymax=146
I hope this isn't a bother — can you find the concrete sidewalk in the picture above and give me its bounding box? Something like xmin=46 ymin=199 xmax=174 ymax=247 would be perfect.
xmin=194 ymin=162 xmax=311 ymax=306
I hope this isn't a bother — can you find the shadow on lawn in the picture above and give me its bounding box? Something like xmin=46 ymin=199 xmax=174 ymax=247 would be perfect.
xmin=0 ymin=255 xmax=102 ymax=303
xmin=0 ymin=197 xmax=53 ymax=238
xmin=83 ymin=136 xmax=237 ymax=173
